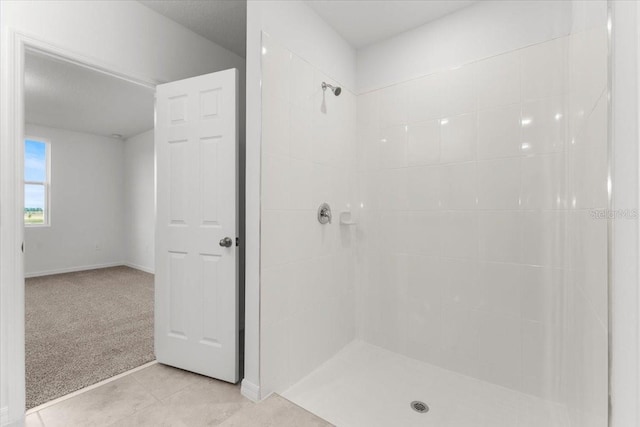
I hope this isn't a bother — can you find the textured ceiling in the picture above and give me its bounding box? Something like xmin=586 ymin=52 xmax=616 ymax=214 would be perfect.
xmin=306 ymin=0 xmax=476 ymax=48
xmin=25 ymin=52 xmax=155 ymax=139
xmin=140 ymin=0 xmax=247 ymax=57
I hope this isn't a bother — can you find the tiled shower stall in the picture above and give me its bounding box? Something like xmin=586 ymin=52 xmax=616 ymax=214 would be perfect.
xmin=258 ymin=2 xmax=609 ymax=426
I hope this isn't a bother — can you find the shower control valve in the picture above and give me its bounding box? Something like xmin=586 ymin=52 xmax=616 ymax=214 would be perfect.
xmin=318 ymin=203 xmax=332 ymax=225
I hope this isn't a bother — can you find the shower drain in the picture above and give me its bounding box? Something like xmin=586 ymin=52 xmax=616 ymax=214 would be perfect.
xmin=410 ymin=401 xmax=429 ymax=413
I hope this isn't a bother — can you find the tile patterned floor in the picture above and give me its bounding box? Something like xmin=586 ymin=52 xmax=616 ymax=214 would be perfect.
xmin=26 ymin=363 xmax=332 ymax=427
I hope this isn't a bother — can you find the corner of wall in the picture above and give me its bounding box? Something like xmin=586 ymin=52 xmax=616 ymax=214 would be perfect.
xmin=240 ymin=379 xmax=261 ymax=402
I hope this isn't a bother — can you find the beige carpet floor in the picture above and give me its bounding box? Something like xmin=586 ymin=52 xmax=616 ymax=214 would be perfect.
xmin=26 ymin=266 xmax=154 ymax=409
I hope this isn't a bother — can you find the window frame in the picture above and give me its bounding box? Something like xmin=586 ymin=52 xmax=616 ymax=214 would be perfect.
xmin=24 ymin=136 xmax=51 ymax=227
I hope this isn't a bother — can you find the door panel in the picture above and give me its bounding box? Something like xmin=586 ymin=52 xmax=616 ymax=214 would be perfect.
xmin=155 ymin=69 xmax=238 ymax=383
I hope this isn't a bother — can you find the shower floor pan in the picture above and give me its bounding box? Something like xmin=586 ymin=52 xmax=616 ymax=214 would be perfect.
xmin=283 ymin=341 xmax=569 ymax=427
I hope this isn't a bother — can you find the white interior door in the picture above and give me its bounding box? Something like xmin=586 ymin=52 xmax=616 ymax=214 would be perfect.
xmin=155 ymin=68 xmax=238 ymax=383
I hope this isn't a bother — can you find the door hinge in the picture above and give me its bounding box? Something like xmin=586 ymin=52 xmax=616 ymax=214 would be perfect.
xmin=21 ymin=242 xmax=24 ymax=253
xmin=236 ymin=237 xmax=240 ymax=247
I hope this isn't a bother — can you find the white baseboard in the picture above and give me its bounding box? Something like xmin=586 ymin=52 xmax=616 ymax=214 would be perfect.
xmin=241 ymin=379 xmax=261 ymax=402
xmin=24 ymin=262 xmax=125 ymax=278
xmin=0 ymin=407 xmax=19 ymax=427
xmin=123 ymin=262 xmax=154 ymax=274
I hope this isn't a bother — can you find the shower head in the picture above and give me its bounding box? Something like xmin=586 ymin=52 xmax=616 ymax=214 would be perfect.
xmin=322 ymin=82 xmax=342 ymax=96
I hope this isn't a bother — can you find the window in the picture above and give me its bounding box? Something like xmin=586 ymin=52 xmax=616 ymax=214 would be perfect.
xmin=24 ymin=138 xmax=49 ymax=226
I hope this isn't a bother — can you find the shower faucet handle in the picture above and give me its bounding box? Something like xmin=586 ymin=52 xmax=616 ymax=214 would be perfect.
xmin=318 ymin=203 xmax=332 ymax=224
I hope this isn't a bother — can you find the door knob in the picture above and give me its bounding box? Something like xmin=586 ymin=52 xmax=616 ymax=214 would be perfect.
xmin=219 ymin=237 xmax=233 ymax=247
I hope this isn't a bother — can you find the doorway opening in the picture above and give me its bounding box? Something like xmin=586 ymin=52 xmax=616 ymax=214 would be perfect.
xmin=23 ymin=49 xmax=157 ymax=410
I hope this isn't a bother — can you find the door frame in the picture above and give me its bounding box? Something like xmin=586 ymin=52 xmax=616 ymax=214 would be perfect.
xmin=0 ymin=29 xmax=158 ymax=426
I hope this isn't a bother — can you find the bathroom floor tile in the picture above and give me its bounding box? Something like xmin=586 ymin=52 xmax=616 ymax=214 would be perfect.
xmin=30 ymin=363 xmax=332 ymax=427
xmin=25 ymin=413 xmax=44 ymax=427
xmin=218 ymin=395 xmax=333 ymax=427
xmin=130 ymin=363 xmax=202 ymax=401
xmin=37 ymin=375 xmax=157 ymax=427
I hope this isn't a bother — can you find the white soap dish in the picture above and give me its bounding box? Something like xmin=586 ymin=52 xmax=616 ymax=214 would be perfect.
xmin=340 ymin=211 xmax=357 ymax=226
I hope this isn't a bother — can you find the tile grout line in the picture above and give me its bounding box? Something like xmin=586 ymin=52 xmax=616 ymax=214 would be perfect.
xmin=151 ymin=381 xmax=196 ymax=404
xmin=27 ymin=360 xmax=158 ymax=415
xmin=105 ymin=388 xmax=160 ymax=427
xmin=128 ymin=368 xmax=164 ymax=405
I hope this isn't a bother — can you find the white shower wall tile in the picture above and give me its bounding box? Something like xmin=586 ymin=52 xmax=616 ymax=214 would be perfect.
xmin=476 ymin=158 xmax=522 ymax=210
xmin=378 ymin=83 xmax=408 ymax=127
xmin=289 ymin=103 xmax=313 ymax=160
xmin=476 ymin=311 xmax=523 ymax=390
xmin=260 ymin=34 xmax=357 ymax=397
xmin=521 ymin=320 xmax=563 ymax=400
xmin=439 ymin=163 xmax=477 ymax=210
xmin=262 ymin=39 xmax=291 ymax=106
xmin=477 ymin=104 xmax=522 ymax=160
xmin=354 ymin=32 xmax=607 ymax=408
xmin=474 ymin=49 xmax=521 ymax=110
xmin=289 ymin=158 xmax=314 ymax=210
xmin=521 ymin=37 xmax=567 ymax=102
xmin=440 ymin=66 xmax=476 ymax=117
xmin=261 ymin=18 xmax=608 ymax=426
xmin=440 ymin=258 xmax=480 ymax=310
xmin=520 ymin=153 xmax=567 ymax=210
xmin=262 ymin=153 xmax=292 ymax=210
xmin=440 ymin=306 xmax=481 ymax=377
xmin=568 ymin=26 xmax=607 ymax=137
xmin=563 ymin=19 xmax=609 ymax=425
xmin=521 ymin=96 xmax=567 ymax=155
xmin=407 ymin=120 xmax=440 ymax=166
xmin=381 ymin=169 xmax=410 ymax=210
xmin=290 ymin=54 xmax=315 ymax=107
xmin=378 ymin=125 xmax=408 ymax=169
xmin=405 ymin=212 xmax=442 ymax=256
xmin=406 ymin=74 xmax=442 ymax=123
xmin=440 ymin=212 xmax=478 ymax=259
xmin=570 ymin=93 xmax=608 ymax=210
xmin=477 ymin=211 xmax=522 ymax=264
xmin=407 ymin=166 xmax=440 ymax=211
xmin=476 ymin=261 xmax=522 ymax=318
xmin=261 ymin=95 xmax=290 ymax=157
xmin=356 ymin=90 xmax=378 ymax=127
xmin=519 ymin=266 xmax=563 ymax=324
xmin=520 ymin=211 xmax=566 ymax=268
xmin=439 ymin=112 xmax=477 ymax=163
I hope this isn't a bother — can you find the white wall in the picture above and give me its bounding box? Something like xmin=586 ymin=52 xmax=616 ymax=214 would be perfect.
xmin=0 ymin=1 xmax=245 ymax=84
xmin=0 ymin=1 xmax=246 ymax=424
xmin=357 ymin=0 xmax=573 ymax=93
xmin=245 ymin=0 xmax=356 ymax=400
xmin=610 ymin=1 xmax=640 ymax=426
xmin=259 ymin=34 xmax=357 ymax=397
xmin=124 ymin=129 xmax=154 ymax=274
xmin=24 ymin=124 xmax=125 ymax=277
xmin=23 ymin=125 xmax=156 ymax=277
